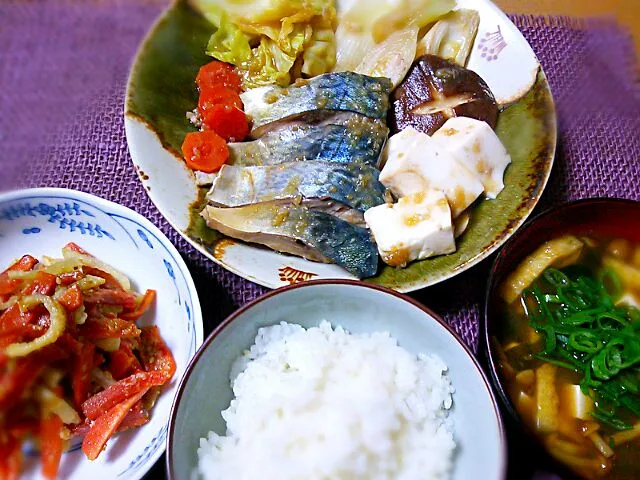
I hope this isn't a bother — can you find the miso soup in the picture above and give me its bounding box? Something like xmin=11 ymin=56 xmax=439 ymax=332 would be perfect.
xmin=494 ymin=234 xmax=640 ymax=479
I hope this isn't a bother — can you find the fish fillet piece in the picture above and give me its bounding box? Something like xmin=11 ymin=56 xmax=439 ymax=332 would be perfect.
xmin=241 ymin=72 xmax=393 ymax=137
xmin=226 ymin=113 xmax=389 ymax=168
xmin=201 ymin=204 xmax=378 ymax=278
xmin=207 ymin=161 xmax=386 ymax=213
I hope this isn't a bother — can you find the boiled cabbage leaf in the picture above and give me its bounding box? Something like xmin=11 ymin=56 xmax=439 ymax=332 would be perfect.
xmin=354 ymin=27 xmax=418 ymax=88
xmin=302 ymin=16 xmax=336 ymax=76
xmin=416 ymin=9 xmax=480 ymax=66
xmin=196 ymin=0 xmax=336 ymax=88
xmin=334 ymin=0 xmax=453 ymax=73
xmin=205 ymin=11 xmax=252 ymax=65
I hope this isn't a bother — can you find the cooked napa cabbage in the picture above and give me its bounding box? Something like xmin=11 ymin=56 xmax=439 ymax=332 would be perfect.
xmin=416 ymin=9 xmax=480 ymax=66
xmin=334 ymin=0 xmax=454 ymax=73
xmin=194 ymin=0 xmax=337 ymax=88
xmin=353 ymin=27 xmax=418 ymax=88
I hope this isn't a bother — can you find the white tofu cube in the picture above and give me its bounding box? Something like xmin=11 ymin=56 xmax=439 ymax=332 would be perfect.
xmin=364 ymin=190 xmax=456 ymax=267
xmin=432 ymin=117 xmax=512 ymax=199
xmin=379 ymin=127 xmax=484 ymax=217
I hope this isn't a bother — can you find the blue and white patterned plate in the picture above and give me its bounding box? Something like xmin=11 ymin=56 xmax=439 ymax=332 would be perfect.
xmin=0 ymin=188 xmax=203 ymax=480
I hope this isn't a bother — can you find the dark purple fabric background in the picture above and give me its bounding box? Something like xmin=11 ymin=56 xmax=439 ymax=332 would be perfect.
xmin=1 ymin=1 xmax=638 ymax=478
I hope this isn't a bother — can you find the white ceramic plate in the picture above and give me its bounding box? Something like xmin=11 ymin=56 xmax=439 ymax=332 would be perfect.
xmin=0 ymin=188 xmax=203 ymax=480
xmin=125 ymin=0 xmax=552 ymax=292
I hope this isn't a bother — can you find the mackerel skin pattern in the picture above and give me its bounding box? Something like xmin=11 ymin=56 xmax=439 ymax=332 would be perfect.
xmin=241 ymin=72 xmax=393 ymax=136
xmin=208 ymin=161 xmax=386 ymax=213
xmin=227 ymin=115 xmax=389 ymax=168
xmin=202 ymin=204 xmax=379 ymax=278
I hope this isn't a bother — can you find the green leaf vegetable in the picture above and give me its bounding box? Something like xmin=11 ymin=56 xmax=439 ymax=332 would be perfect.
xmin=523 ymin=267 xmax=640 ymax=431
xmin=195 ymin=0 xmax=337 ymax=88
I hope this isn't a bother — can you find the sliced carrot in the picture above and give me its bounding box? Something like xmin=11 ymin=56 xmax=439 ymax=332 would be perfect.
xmin=0 ymin=356 xmax=45 ymax=410
xmin=80 ymin=316 xmax=140 ymax=340
xmin=58 ymin=284 xmax=83 ymax=312
xmin=72 ymin=342 xmax=95 ymax=409
xmin=201 ymin=102 xmax=249 ymax=142
xmin=108 ymin=341 xmax=142 ymax=380
xmin=81 ymin=371 xmax=166 ymax=420
xmin=40 ymin=414 xmax=63 ymax=480
xmin=139 ymin=326 xmax=176 ymax=381
xmin=120 ymin=289 xmax=156 ymax=321
xmin=0 ymin=255 xmax=38 ymax=297
xmin=198 ymin=85 xmax=242 ymax=114
xmin=0 ymin=436 xmax=22 ymax=480
xmin=81 ymin=387 xmax=151 ymax=460
xmin=0 ymin=303 xmax=38 ymax=336
xmin=181 ymin=130 xmax=229 ymax=173
xmin=196 ymin=61 xmax=242 ymax=93
xmin=23 ymin=272 xmax=57 ymax=296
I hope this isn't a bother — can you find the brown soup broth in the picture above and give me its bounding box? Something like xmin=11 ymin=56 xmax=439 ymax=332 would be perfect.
xmin=496 ymin=235 xmax=640 ymax=480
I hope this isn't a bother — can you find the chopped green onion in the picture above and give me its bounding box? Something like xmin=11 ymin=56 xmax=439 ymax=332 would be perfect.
xmin=522 ymin=264 xmax=640 ymax=430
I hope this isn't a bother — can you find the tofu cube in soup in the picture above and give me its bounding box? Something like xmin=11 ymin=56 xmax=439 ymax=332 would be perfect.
xmin=364 ymin=190 xmax=456 ymax=267
xmin=432 ymin=117 xmax=511 ymax=199
xmin=379 ymin=127 xmax=484 ymax=217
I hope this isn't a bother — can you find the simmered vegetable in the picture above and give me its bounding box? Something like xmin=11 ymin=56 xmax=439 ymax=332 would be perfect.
xmin=182 ymin=131 xmax=230 ymax=173
xmin=416 ymin=9 xmax=480 ymax=67
xmin=501 ymin=235 xmax=584 ymax=304
xmin=388 ymin=55 xmax=498 ymax=135
xmin=353 ymin=27 xmax=418 ymax=89
xmin=193 ymin=0 xmax=337 ymax=88
xmin=183 ymin=61 xmax=247 ymax=172
xmin=334 ymin=0 xmax=454 ymax=72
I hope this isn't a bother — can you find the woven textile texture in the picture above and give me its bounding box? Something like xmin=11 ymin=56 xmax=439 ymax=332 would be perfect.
xmin=0 ymin=2 xmax=638 ymax=478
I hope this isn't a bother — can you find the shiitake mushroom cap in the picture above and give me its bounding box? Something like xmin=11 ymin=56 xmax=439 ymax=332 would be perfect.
xmin=388 ymin=54 xmax=498 ymax=135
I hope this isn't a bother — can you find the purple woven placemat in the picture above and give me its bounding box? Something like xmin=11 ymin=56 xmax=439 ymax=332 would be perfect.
xmin=1 ymin=2 xmax=638 ymax=478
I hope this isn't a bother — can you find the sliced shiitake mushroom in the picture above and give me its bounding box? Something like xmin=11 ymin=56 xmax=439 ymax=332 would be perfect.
xmin=388 ymin=54 xmax=498 ymax=135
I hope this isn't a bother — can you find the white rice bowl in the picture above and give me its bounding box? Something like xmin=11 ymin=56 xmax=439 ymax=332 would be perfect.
xmin=196 ymin=321 xmax=456 ymax=480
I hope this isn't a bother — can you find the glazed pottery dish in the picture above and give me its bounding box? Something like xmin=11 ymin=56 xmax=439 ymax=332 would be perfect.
xmin=0 ymin=188 xmax=203 ymax=480
xmin=484 ymin=199 xmax=640 ymax=480
xmin=168 ymin=281 xmax=506 ymax=480
xmin=125 ymin=0 xmax=556 ymax=291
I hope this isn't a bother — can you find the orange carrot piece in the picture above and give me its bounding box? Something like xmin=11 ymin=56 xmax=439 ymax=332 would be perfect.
xmin=40 ymin=414 xmax=64 ymax=480
xmin=120 ymin=289 xmax=156 ymax=321
xmin=82 ymin=387 xmax=150 ymax=460
xmin=181 ymin=131 xmax=229 ymax=173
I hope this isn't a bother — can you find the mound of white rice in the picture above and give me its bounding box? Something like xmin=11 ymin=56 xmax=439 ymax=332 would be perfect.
xmin=197 ymin=321 xmax=455 ymax=480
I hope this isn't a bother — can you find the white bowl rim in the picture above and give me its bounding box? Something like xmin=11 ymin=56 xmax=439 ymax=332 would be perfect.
xmin=167 ymin=278 xmax=507 ymax=480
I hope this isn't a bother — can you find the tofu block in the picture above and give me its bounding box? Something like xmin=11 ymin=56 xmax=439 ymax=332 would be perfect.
xmin=379 ymin=127 xmax=484 ymax=217
xmin=364 ymin=189 xmax=456 ymax=267
xmin=432 ymin=117 xmax=511 ymax=199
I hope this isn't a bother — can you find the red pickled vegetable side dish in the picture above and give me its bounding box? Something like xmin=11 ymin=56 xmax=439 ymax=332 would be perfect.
xmin=0 ymin=243 xmax=176 ymax=478
xmin=181 ymin=60 xmax=249 ymax=173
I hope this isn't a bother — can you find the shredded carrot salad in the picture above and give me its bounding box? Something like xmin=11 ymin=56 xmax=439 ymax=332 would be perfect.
xmin=0 ymin=243 xmax=176 ymax=479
